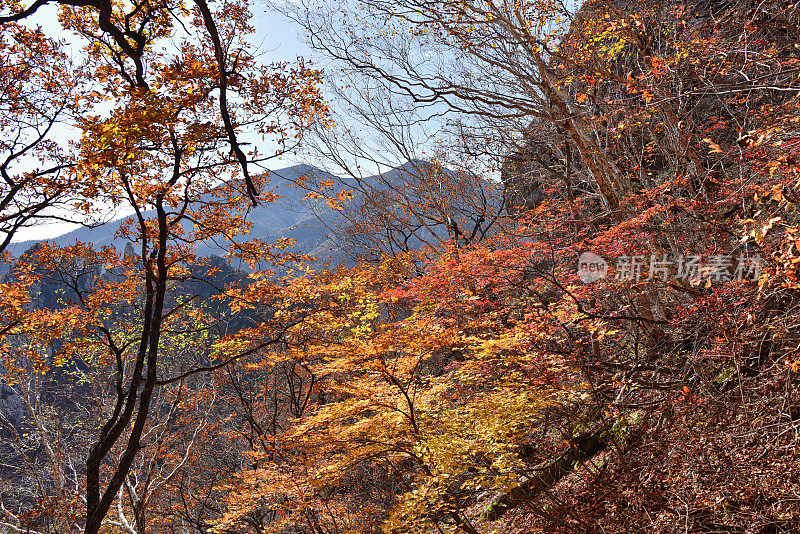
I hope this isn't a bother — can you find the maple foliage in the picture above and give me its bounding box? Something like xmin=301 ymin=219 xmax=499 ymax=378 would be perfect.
xmin=6 ymin=0 xmax=800 ymax=533
xmin=0 ymin=0 xmax=328 ymax=531
xmin=213 ymin=255 xmax=573 ymax=533
xmin=211 ymin=0 xmax=800 ymax=533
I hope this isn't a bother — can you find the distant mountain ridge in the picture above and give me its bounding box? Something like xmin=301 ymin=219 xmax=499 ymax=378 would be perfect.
xmin=7 ymin=164 xmax=338 ymax=264
xmin=6 ymin=162 xmax=454 ymax=268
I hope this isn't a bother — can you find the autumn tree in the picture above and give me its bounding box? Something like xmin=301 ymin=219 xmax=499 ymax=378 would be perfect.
xmin=0 ymin=0 xmax=328 ymax=532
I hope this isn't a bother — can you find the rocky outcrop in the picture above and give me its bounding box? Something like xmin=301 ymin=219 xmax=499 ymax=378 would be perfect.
xmin=0 ymin=381 xmax=23 ymax=429
xmin=501 ymin=0 xmax=800 ymax=216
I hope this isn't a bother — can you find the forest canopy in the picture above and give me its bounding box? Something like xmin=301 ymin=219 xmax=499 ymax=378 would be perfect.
xmin=2 ymin=0 xmax=800 ymax=533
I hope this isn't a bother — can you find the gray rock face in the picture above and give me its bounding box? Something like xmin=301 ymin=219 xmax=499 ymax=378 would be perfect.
xmin=0 ymin=382 xmax=23 ymax=429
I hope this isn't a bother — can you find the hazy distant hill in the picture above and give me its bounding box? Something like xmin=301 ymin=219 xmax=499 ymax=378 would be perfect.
xmin=5 ymin=161 xmax=461 ymax=270
xmin=7 ymin=164 xmax=338 ymax=265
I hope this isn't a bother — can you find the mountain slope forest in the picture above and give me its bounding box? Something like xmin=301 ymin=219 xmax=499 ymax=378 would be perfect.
xmin=2 ymin=0 xmax=800 ymax=532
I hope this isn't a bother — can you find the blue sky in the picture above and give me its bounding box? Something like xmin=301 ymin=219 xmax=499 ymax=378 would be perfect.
xmin=252 ymin=4 xmax=311 ymax=63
